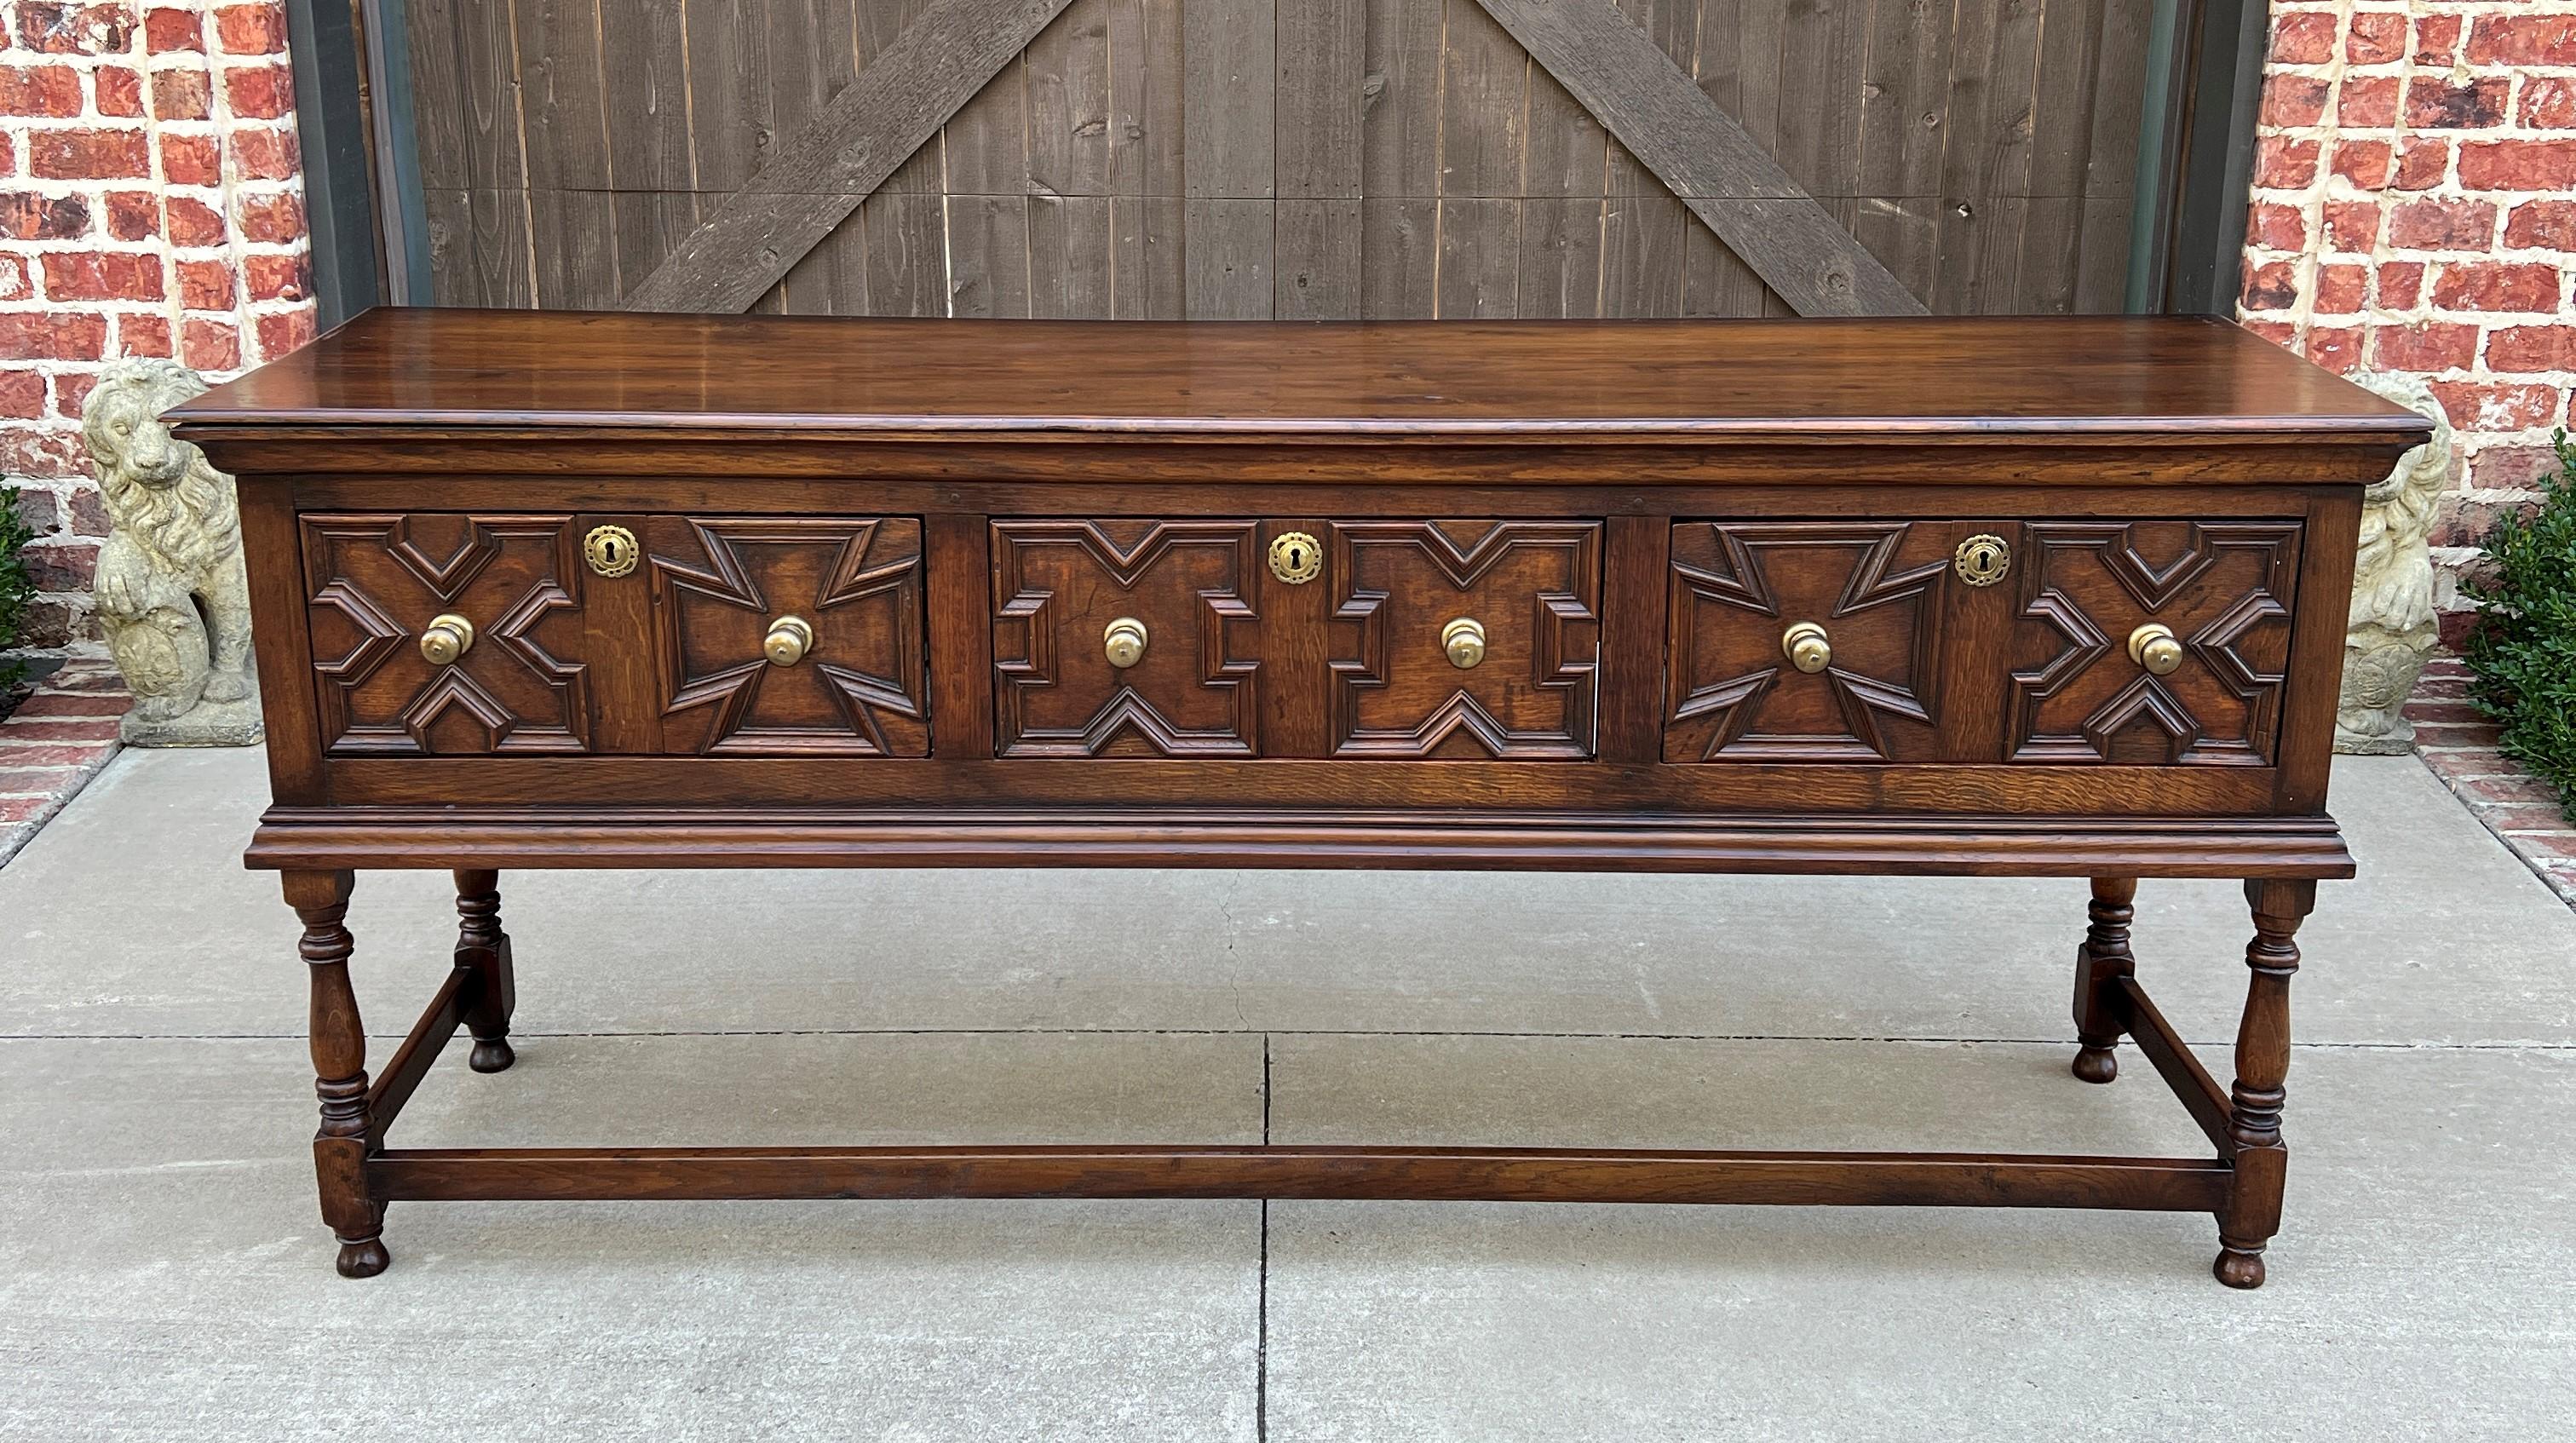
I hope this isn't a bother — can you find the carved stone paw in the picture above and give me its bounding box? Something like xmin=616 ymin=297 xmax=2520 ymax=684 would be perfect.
xmin=204 ymin=669 xmax=253 ymax=703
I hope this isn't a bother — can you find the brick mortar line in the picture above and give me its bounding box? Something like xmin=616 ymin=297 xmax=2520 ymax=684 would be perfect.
xmin=0 ymin=659 xmax=124 ymax=868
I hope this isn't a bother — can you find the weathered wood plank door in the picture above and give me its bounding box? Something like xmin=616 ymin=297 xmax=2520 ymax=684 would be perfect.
xmin=405 ymin=0 xmax=2153 ymax=319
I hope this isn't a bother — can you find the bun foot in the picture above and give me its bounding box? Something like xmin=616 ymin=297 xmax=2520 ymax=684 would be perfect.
xmin=336 ymin=1237 xmax=391 ymax=1279
xmin=2212 ymin=1247 xmax=2266 ymax=1290
xmin=469 ymin=1037 xmax=515 ymax=1073
xmin=2071 ymin=1045 xmax=2119 ymax=1084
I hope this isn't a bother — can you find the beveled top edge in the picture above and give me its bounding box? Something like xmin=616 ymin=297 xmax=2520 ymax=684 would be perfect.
xmin=168 ymin=309 xmax=2435 ymax=447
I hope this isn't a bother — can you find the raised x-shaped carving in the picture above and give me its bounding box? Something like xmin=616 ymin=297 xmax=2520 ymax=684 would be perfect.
xmin=647 ymin=518 xmax=929 ymax=756
xmin=302 ymin=514 xmax=588 ymax=755
xmin=2010 ymin=521 xmax=2302 ymax=765
xmin=1665 ymin=521 xmax=1946 ymax=762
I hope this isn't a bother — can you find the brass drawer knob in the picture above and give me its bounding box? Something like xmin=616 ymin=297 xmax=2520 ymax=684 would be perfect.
xmin=1442 ymin=617 xmax=1486 ymax=670
xmin=418 ymin=614 xmax=474 ymax=665
xmin=764 ymin=615 xmax=814 ymax=667
xmin=2128 ymin=622 xmax=2183 ymax=676
xmin=1103 ymin=617 xmax=1149 ymax=669
xmin=1782 ymin=619 xmax=1831 ymax=674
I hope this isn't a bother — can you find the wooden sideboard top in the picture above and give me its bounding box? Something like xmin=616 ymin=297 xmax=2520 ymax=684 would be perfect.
xmin=173 ymin=308 xmax=2429 ymax=451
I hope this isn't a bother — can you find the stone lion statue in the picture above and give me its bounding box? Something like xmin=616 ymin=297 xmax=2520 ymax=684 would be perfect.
xmin=2336 ymin=373 xmax=2452 ymax=755
xmin=82 ymin=358 xmax=262 ymax=745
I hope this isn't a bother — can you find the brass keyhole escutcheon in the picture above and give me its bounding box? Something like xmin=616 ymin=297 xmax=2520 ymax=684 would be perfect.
xmin=584 ymin=524 xmax=641 ymax=578
xmin=419 ymin=614 xmax=474 ymax=665
xmin=1953 ymin=533 xmax=2010 ymax=588
xmin=1781 ymin=619 xmax=1831 ymax=674
xmin=2128 ymin=622 xmax=2184 ymax=676
xmin=1441 ymin=617 xmax=1486 ymax=670
xmin=763 ymin=615 xmax=814 ymax=667
xmin=1268 ymin=531 xmax=1322 ymax=585
xmin=1103 ymin=617 xmax=1149 ymax=669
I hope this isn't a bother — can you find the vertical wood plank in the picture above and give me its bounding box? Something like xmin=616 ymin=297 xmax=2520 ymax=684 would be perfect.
xmin=404 ymin=0 xmax=470 ymax=192
xmin=467 ymin=187 xmax=536 ymax=307
xmin=419 ymin=189 xmax=474 ymax=305
xmin=1933 ymin=0 xmax=2043 ymax=311
xmin=682 ymin=0 xmax=771 ymax=193
xmin=1436 ymin=197 xmax=1520 ymax=318
xmin=779 ymin=212 xmax=872 ymax=313
xmin=863 ymin=193 xmax=949 ymax=315
xmin=2085 ymin=1 xmax=2154 ymax=200
xmin=1124 ymin=0 xmax=1187 ymax=315
xmin=1679 ymin=221 xmax=1773 ymax=316
xmin=514 ymin=0 xmax=612 ymax=188
xmin=1279 ymin=0 xmax=1363 ymax=316
xmin=1599 ymin=192 xmax=1686 ymax=316
xmin=1856 ymin=0 xmax=1955 ymax=203
xmin=1029 ymin=0 xmax=1115 ymax=198
xmin=529 ymin=189 xmax=622 ymax=308
xmin=1518 ymin=198 xmax=1604 ymax=318
xmin=1185 ymin=199 xmax=1273 ymax=319
xmin=2073 ymin=194 xmax=2136 ymax=313
xmin=1772 ymin=0 xmax=1868 ymax=200
xmin=1362 ymin=0 xmax=1443 ymax=198
xmin=1127 ymin=195 xmax=1188 ymax=318
xmin=1032 ymin=194 xmax=1115 ymax=316
xmin=946 ymin=55 xmax=1032 ymax=197
xmin=1275 ymin=199 xmax=1362 ymax=319
xmin=1279 ymin=0 xmax=1364 ymax=198
xmin=610 ymin=193 xmax=706 ymax=302
xmin=598 ymin=0 xmax=694 ymax=190
xmin=2027 ymin=0 xmax=2110 ymax=204
xmin=1183 ymin=0 xmax=1275 ymax=198
xmin=1849 ymin=193 xmax=1940 ymax=309
xmin=1360 ymin=196 xmax=1438 ymax=317
xmin=451 ymin=0 xmax=526 ymax=193
xmin=950 ymin=194 xmax=1036 ymax=316
xmin=1438 ymin=0 xmax=1526 ymax=197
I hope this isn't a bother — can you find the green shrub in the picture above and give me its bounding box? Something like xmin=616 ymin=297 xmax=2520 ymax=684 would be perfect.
xmin=2464 ymin=428 xmax=2576 ymax=817
xmin=0 ymin=486 xmax=37 ymax=692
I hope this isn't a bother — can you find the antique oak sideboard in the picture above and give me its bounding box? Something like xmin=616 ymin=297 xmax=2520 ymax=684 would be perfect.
xmin=169 ymin=310 xmax=2429 ymax=1287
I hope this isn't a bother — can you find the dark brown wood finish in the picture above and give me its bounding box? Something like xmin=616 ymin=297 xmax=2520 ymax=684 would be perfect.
xmin=177 ymin=311 xmax=2427 ymax=1286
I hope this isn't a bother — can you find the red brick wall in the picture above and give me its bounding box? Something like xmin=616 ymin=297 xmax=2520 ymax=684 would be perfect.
xmin=1 ymin=1 xmax=315 ymax=652
xmin=2238 ymin=1 xmax=2576 ymax=642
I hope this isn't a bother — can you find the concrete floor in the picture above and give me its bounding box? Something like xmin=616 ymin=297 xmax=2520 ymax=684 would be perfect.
xmin=2 ymin=748 xmax=2572 ymax=1440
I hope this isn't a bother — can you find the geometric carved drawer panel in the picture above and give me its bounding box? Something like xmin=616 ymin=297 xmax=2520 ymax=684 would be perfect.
xmin=643 ymin=517 xmax=929 ymax=756
xmin=1665 ymin=520 xmax=1955 ymax=762
xmin=991 ymin=520 xmax=1264 ymax=757
xmin=2009 ymin=520 xmax=2303 ymax=765
xmin=302 ymin=513 xmax=590 ymax=756
xmin=1327 ymin=520 xmax=1601 ymax=759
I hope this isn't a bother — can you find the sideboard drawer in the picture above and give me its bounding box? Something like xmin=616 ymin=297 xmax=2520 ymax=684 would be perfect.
xmin=1326 ymin=520 xmax=1601 ymax=759
xmin=1666 ymin=517 xmax=2305 ymax=767
xmin=1665 ymin=520 xmax=1964 ymax=762
xmin=302 ymin=512 xmax=929 ymax=756
xmin=2009 ymin=520 xmax=2302 ymax=766
xmin=991 ymin=517 xmax=1603 ymax=760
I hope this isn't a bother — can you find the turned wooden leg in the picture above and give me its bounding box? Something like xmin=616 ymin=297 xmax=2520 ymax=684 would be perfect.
xmin=2214 ymin=877 xmax=2315 ymax=1290
xmin=285 ymin=869 xmax=388 ymax=1279
xmin=454 ymin=869 xmax=518 ymax=1074
xmin=2070 ymin=877 xmax=2139 ymax=1084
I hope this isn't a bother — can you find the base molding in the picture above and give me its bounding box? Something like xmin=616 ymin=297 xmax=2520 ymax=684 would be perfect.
xmin=247 ymin=807 xmax=2356 ymax=878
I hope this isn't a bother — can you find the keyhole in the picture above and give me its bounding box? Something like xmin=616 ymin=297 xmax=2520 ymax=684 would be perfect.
xmin=1287 ymin=544 xmax=1305 ymax=569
